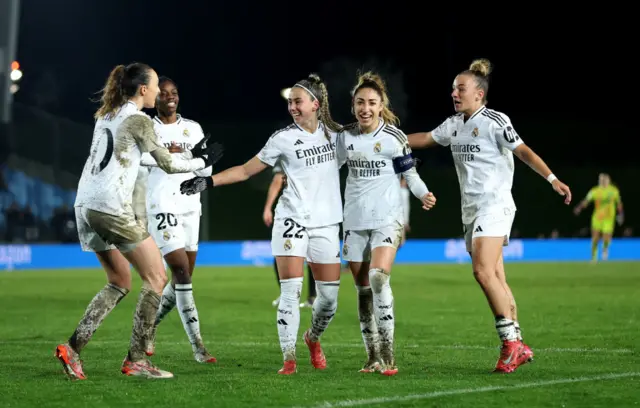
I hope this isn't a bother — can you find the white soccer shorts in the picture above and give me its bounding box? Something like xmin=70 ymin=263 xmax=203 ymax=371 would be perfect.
xmin=271 ymin=218 xmax=341 ymax=264
xmin=342 ymin=221 xmax=404 ymax=262
xmin=463 ymin=209 xmax=516 ymax=252
xmin=148 ymin=211 xmax=201 ymax=256
xmin=75 ymin=206 xmax=148 ymax=253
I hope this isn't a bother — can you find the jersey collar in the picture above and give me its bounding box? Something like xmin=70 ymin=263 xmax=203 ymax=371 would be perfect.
xmin=294 ymin=120 xmax=322 ymax=136
xmin=153 ymin=114 xmax=182 ymax=125
xmin=466 ymin=105 xmax=486 ymax=122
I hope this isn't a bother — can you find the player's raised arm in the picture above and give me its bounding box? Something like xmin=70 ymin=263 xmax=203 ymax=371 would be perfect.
xmin=407 ymin=131 xmax=438 ymax=149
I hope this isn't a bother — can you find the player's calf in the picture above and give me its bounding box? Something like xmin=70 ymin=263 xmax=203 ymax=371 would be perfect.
xmin=369 ymin=268 xmax=396 ymax=372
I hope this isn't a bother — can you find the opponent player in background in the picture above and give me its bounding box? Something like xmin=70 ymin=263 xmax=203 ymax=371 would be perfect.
xmin=181 ymin=74 xmax=343 ymax=375
xmin=263 ymin=163 xmax=317 ymax=308
xmin=573 ymin=173 xmax=623 ymax=262
xmin=140 ymin=77 xmax=216 ymax=363
xmin=56 ymin=63 xmax=222 ymax=380
xmin=407 ymin=59 xmax=571 ymax=373
xmin=337 ymin=72 xmax=435 ymax=376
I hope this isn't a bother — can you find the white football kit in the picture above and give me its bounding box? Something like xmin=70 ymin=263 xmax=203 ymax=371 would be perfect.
xmin=431 ymin=105 xmax=523 ymax=251
xmin=145 ymin=115 xmax=212 ymax=255
xmin=258 ymin=122 xmax=342 ymax=264
xmin=74 ymin=102 xmax=206 ymax=253
xmin=337 ymin=120 xmax=429 ymax=262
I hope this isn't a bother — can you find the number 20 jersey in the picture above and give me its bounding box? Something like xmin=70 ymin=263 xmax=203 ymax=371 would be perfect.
xmin=75 ymin=102 xmax=155 ymax=217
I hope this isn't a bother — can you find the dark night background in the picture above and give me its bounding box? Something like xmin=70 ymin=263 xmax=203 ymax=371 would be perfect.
xmin=1 ymin=1 xmax=636 ymax=241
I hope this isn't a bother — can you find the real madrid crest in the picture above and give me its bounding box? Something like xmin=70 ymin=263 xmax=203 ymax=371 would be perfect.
xmin=374 ymin=142 xmax=381 ymax=153
xmin=284 ymin=239 xmax=292 ymax=251
xmin=183 ymin=128 xmax=190 ymax=137
xmin=472 ymin=127 xmax=479 ymax=137
xmin=163 ymin=231 xmax=171 ymax=241
xmin=342 ymin=244 xmax=349 ymax=256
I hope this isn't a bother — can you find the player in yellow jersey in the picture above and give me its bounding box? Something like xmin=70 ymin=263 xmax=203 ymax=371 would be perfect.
xmin=574 ymin=173 xmax=624 ymax=262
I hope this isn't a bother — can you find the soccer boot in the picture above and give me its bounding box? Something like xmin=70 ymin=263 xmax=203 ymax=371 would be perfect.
xmin=55 ymin=343 xmax=86 ymax=380
xmin=303 ymin=329 xmax=327 ymax=369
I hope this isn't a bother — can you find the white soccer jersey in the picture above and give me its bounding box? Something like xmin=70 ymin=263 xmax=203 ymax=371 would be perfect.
xmin=431 ymin=105 xmax=524 ymax=224
xmin=146 ymin=115 xmax=212 ymax=215
xmin=257 ymin=122 xmax=342 ymax=228
xmin=75 ymin=102 xmax=204 ymax=217
xmin=338 ymin=120 xmax=429 ymax=231
xmin=400 ymin=182 xmax=411 ymax=225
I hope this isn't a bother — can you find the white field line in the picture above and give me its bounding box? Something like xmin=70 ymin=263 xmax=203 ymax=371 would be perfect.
xmin=297 ymin=372 xmax=640 ymax=408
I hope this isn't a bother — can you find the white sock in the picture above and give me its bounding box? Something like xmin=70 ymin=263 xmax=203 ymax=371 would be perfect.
xmin=369 ymin=268 xmax=395 ymax=367
xmin=495 ymin=317 xmax=518 ymax=342
xmin=277 ymin=277 xmax=303 ymax=361
xmin=175 ymin=283 xmax=202 ymax=352
xmin=155 ymin=283 xmax=176 ymax=325
xmin=356 ymin=285 xmax=380 ymax=363
xmin=514 ymin=321 xmax=523 ymax=341
xmin=308 ymin=280 xmax=339 ymax=342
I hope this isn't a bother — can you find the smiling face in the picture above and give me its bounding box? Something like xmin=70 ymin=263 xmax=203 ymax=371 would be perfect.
xmin=353 ymin=87 xmax=383 ymax=132
xmin=156 ymin=80 xmax=179 ymax=117
xmin=287 ymin=86 xmax=318 ymax=125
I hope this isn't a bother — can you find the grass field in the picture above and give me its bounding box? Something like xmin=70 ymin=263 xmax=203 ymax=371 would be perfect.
xmin=0 ymin=262 xmax=638 ymax=407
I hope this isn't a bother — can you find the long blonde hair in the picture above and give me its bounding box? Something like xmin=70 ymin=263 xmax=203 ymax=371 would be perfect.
xmin=293 ymin=73 xmax=342 ymax=140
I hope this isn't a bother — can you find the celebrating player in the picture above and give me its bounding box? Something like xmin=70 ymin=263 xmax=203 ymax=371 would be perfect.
xmin=407 ymin=59 xmax=571 ymax=373
xmin=139 ymin=77 xmax=216 ymax=363
xmin=337 ymin=72 xmax=435 ymax=376
xmin=263 ymin=163 xmax=317 ymax=308
xmin=573 ymin=173 xmax=623 ymax=262
xmin=181 ymin=74 xmax=343 ymax=375
xmin=56 ymin=63 xmax=222 ymax=380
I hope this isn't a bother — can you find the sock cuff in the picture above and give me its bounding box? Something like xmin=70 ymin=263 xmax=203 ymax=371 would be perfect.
xmin=175 ymin=283 xmax=193 ymax=290
xmin=107 ymin=283 xmax=129 ymax=296
xmin=355 ymin=285 xmax=371 ymax=291
xmin=316 ymin=280 xmax=340 ymax=286
xmin=279 ymin=277 xmax=304 ymax=284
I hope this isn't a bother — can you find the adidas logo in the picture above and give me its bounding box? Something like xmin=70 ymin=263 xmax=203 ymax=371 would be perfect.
xmin=383 ymin=237 xmax=393 ymax=244
xmin=294 ymin=139 xmax=303 ymax=145
xmin=347 ymin=144 xmax=354 ymax=150
xmin=474 ymin=225 xmax=483 ymax=233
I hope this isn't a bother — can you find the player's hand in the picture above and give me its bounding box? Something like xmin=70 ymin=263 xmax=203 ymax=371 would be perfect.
xmin=263 ymin=208 xmax=274 ymax=227
xmin=421 ymin=192 xmax=436 ymax=210
xmin=552 ymin=179 xmax=572 ymax=205
xmin=573 ymin=206 xmax=581 ymax=216
xmin=180 ymin=176 xmax=214 ymax=195
xmin=190 ymin=133 xmax=211 ymax=158
xmin=414 ymin=157 xmax=424 ymax=171
xmin=200 ymin=142 xmax=224 ymax=167
xmin=168 ymin=142 xmax=184 ymax=153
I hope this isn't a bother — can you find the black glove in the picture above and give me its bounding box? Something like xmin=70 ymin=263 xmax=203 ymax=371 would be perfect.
xmin=200 ymin=142 xmax=224 ymax=167
xmin=180 ymin=176 xmax=214 ymax=196
xmin=190 ymin=133 xmax=211 ymax=158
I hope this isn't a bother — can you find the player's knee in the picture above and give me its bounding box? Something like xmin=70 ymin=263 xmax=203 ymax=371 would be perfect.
xmin=169 ymin=264 xmax=192 ymax=284
xmin=316 ymin=280 xmax=340 ymax=306
xmin=472 ymin=263 xmax=495 ymax=287
xmin=109 ymin=274 xmax=132 ymax=292
xmin=368 ymin=268 xmax=389 ymax=294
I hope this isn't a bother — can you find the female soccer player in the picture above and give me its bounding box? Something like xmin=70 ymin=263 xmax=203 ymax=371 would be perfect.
xmin=337 ymin=72 xmax=436 ymax=376
xmin=263 ymin=164 xmax=317 ymax=308
xmin=141 ymin=77 xmax=216 ymax=363
xmin=56 ymin=63 xmax=221 ymax=380
xmin=573 ymin=173 xmax=624 ymax=262
xmin=181 ymin=74 xmax=343 ymax=375
xmin=407 ymin=59 xmax=571 ymax=373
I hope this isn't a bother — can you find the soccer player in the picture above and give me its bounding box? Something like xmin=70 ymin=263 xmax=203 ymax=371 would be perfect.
xmin=337 ymin=72 xmax=435 ymax=376
xmin=56 ymin=63 xmax=222 ymax=380
xmin=181 ymin=74 xmax=343 ymax=375
xmin=406 ymin=59 xmax=572 ymax=373
xmin=140 ymin=77 xmax=216 ymax=363
xmin=263 ymin=164 xmax=317 ymax=308
xmin=573 ymin=173 xmax=623 ymax=262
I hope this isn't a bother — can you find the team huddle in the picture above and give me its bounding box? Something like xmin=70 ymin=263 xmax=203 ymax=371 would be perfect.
xmin=55 ymin=58 xmax=573 ymax=380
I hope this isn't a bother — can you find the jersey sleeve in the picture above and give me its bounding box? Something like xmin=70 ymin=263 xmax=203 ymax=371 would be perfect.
xmin=272 ymin=162 xmax=283 ymax=174
xmin=585 ymin=187 xmax=596 ymax=202
xmin=336 ymin=131 xmax=348 ymax=168
xmin=431 ymin=118 xmax=452 ymax=147
xmin=257 ymin=132 xmax=282 ymax=167
xmin=124 ymin=114 xmax=162 ymax=153
xmin=493 ymin=114 xmax=524 ymax=151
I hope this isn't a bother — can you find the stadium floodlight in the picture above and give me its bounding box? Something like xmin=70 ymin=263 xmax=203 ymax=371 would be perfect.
xmin=280 ymin=88 xmax=291 ymax=100
xmin=10 ymin=68 xmax=22 ymax=81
